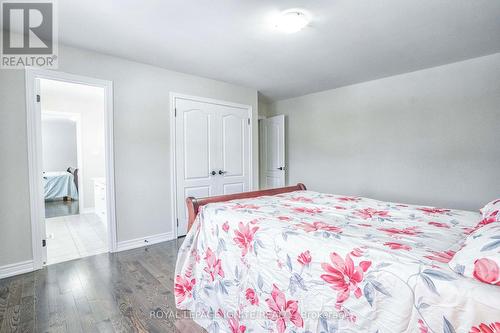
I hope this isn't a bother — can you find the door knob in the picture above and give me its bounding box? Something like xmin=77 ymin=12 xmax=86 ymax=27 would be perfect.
xmin=277 ymin=166 xmax=285 ymax=170
xmin=211 ymin=171 xmax=217 ymax=176
xmin=218 ymin=170 xmax=227 ymax=175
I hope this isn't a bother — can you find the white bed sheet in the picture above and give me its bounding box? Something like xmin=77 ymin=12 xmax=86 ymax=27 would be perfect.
xmin=43 ymin=171 xmax=78 ymax=200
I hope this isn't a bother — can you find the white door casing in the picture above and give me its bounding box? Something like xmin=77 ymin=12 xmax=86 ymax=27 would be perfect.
xmin=25 ymin=68 xmax=116 ymax=270
xmin=35 ymin=78 xmax=48 ymax=266
xmin=263 ymin=115 xmax=285 ymax=188
xmin=173 ymin=95 xmax=251 ymax=236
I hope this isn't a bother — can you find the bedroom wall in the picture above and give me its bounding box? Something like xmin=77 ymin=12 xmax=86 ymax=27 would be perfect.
xmin=0 ymin=45 xmax=258 ymax=268
xmin=41 ymin=119 xmax=78 ymax=172
xmin=258 ymin=94 xmax=270 ymax=189
xmin=0 ymin=69 xmax=32 ymax=268
xmin=268 ymin=53 xmax=500 ymax=211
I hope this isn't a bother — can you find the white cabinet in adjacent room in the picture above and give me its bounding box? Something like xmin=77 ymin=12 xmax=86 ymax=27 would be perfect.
xmin=93 ymin=178 xmax=107 ymax=225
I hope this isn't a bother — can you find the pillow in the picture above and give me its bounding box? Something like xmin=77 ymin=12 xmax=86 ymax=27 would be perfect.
xmin=449 ymin=223 xmax=500 ymax=286
xmin=475 ymin=199 xmax=500 ymax=230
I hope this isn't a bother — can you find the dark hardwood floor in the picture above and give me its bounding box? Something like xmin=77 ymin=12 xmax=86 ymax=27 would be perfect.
xmin=45 ymin=200 xmax=79 ymax=219
xmin=0 ymin=239 xmax=206 ymax=333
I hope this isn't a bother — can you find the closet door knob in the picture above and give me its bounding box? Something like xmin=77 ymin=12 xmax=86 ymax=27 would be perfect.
xmin=218 ymin=170 xmax=227 ymax=175
xmin=211 ymin=171 xmax=217 ymax=176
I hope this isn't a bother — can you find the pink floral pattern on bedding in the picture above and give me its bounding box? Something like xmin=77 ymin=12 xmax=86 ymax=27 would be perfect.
xmin=175 ymin=191 xmax=500 ymax=332
xmin=474 ymin=258 xmax=500 ymax=286
xmin=477 ymin=198 xmax=500 ymax=230
xmin=265 ymin=284 xmax=304 ymax=333
xmin=449 ymin=222 xmax=500 ymax=287
xmin=470 ymin=322 xmax=500 ymax=333
xmin=320 ymin=252 xmax=371 ymax=304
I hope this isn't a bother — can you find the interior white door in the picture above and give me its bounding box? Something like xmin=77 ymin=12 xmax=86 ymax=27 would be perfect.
xmin=217 ymin=104 xmax=250 ymax=195
xmin=175 ymin=98 xmax=218 ymax=236
xmin=175 ymin=97 xmax=251 ymax=236
xmin=263 ymin=115 xmax=285 ymax=188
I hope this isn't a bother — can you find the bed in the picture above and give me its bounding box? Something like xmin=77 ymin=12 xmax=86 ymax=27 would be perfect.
xmin=43 ymin=168 xmax=79 ymax=200
xmin=175 ymin=184 xmax=500 ymax=333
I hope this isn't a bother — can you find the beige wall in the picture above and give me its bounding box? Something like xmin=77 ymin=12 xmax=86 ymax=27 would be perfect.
xmin=0 ymin=70 xmax=32 ymax=266
xmin=268 ymin=53 xmax=500 ymax=211
xmin=258 ymin=93 xmax=270 ymax=117
xmin=0 ymin=45 xmax=258 ymax=267
xmin=258 ymin=95 xmax=270 ymax=188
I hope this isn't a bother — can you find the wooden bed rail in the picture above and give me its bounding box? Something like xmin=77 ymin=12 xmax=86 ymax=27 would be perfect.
xmin=185 ymin=183 xmax=307 ymax=232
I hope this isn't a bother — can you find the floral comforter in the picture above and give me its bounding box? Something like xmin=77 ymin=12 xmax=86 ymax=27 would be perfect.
xmin=175 ymin=191 xmax=500 ymax=333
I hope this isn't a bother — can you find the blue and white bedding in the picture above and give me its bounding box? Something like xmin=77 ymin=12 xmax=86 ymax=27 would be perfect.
xmin=43 ymin=171 xmax=78 ymax=200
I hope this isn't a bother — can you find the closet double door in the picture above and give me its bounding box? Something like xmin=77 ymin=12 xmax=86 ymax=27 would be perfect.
xmin=175 ymin=97 xmax=251 ymax=236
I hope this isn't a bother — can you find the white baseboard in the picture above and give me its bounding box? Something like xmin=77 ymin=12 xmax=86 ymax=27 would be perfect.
xmin=115 ymin=232 xmax=174 ymax=252
xmin=1 ymin=233 xmax=175 ymax=279
xmin=0 ymin=260 xmax=34 ymax=279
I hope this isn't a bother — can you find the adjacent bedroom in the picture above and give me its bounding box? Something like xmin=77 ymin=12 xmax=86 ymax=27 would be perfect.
xmin=0 ymin=1 xmax=499 ymax=333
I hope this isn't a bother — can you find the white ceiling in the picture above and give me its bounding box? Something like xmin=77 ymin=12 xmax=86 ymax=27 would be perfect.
xmin=58 ymin=0 xmax=500 ymax=101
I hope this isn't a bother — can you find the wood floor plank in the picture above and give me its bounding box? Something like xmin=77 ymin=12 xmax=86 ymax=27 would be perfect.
xmin=120 ymin=261 xmax=176 ymax=332
xmin=21 ymin=274 xmax=35 ymax=299
xmin=19 ymin=296 xmax=34 ymax=333
xmin=58 ymin=292 xmax=82 ymax=333
xmin=6 ymin=279 xmax=22 ymax=308
xmin=110 ymin=260 xmax=150 ymax=332
xmin=0 ymin=281 xmax=9 ymax=324
xmin=73 ymin=296 xmax=92 ymax=317
xmin=76 ymin=314 xmax=97 ymax=333
xmin=0 ymin=239 xmax=206 ymax=333
xmin=95 ymin=318 xmax=115 ymax=333
xmin=33 ymin=270 xmax=49 ymax=333
xmin=0 ymin=305 xmax=20 ymax=333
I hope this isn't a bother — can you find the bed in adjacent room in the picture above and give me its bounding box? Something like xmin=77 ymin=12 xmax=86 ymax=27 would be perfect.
xmin=43 ymin=168 xmax=79 ymax=201
xmin=175 ymin=184 xmax=500 ymax=333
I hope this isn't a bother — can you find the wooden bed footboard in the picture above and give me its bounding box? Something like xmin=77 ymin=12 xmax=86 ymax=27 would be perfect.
xmin=185 ymin=183 xmax=307 ymax=232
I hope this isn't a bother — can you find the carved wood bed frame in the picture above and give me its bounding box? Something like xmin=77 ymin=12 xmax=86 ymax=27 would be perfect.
xmin=185 ymin=183 xmax=307 ymax=232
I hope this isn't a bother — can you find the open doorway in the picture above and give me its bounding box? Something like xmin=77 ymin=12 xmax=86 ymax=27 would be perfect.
xmin=41 ymin=79 xmax=107 ymax=264
xmin=42 ymin=110 xmax=82 ymax=219
xmin=26 ymin=69 xmax=116 ymax=268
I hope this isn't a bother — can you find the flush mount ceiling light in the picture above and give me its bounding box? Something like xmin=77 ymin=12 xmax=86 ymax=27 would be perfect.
xmin=274 ymin=9 xmax=310 ymax=33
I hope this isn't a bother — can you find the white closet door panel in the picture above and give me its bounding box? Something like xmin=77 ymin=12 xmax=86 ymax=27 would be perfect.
xmin=175 ymin=99 xmax=217 ymax=236
xmin=222 ymin=114 xmax=244 ymax=177
xmin=175 ymin=97 xmax=251 ymax=236
xmin=184 ymin=186 xmax=211 ymax=199
xmin=223 ymin=182 xmax=244 ymax=195
xmin=183 ymin=109 xmax=212 ymax=180
xmin=216 ymin=105 xmax=249 ymax=195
